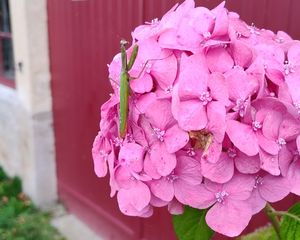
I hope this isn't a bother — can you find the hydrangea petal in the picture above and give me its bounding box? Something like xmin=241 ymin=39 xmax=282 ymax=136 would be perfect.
xmin=230 ymin=39 xmax=253 ymax=68
xmin=129 ymin=70 xmax=153 ymax=93
xmin=164 ymin=124 xmax=189 ymax=153
xmin=256 ymin=130 xmax=280 ymax=155
xmin=144 ymin=153 xmax=161 ymax=179
xmin=150 ymin=50 xmax=177 ymax=89
xmin=150 ymin=177 xmax=174 ymax=201
xmin=288 ymin=160 xmax=300 ymax=196
xmin=178 ymin=52 xmax=209 ymax=97
xmin=177 ymin=100 xmax=207 ymax=130
xmin=278 ymin=145 xmax=294 ymax=177
xmin=235 ymin=152 xmax=260 ymax=174
xmin=206 ymin=46 xmax=234 ymax=73
xmin=201 ymin=152 xmax=234 ymax=183
xmin=127 ymin=181 xmax=151 ymax=211
xmin=119 ymin=143 xmax=145 ymax=172
xmin=226 ymin=120 xmax=259 ymax=156
xmin=259 ymin=149 xmax=280 ymax=176
xmin=168 ymin=199 xmax=184 ymax=215
xmin=117 ymin=187 xmax=151 ymax=216
xmin=92 ymin=133 xmax=109 ymax=178
xmin=287 ymin=42 xmax=300 ymax=64
xmin=208 ymin=72 xmax=229 ymax=103
xmin=177 ymin=18 xmax=202 ymax=50
xmin=279 ymin=116 xmax=300 ymax=141
xmin=185 ymin=184 xmax=216 ymax=209
xmin=206 ymin=200 xmax=253 ymax=237
xmin=145 ymin=99 xmax=176 ymax=130
xmin=191 ymin=7 xmax=214 ymax=34
xmin=222 ymin=171 xmax=255 ymax=200
xmin=206 ymin=102 xmax=226 ymax=143
xmin=259 ymin=174 xmax=290 ymax=202
xmin=174 ymin=154 xmax=202 ymax=203
xmin=202 ymin=141 xmax=222 ymax=164
xmin=245 ymin=188 xmax=267 ymax=215
xmin=212 ymin=7 xmax=228 ymax=37
xmin=175 ymin=153 xmax=202 ymax=185
xmin=114 ymin=165 xmax=135 ymax=190
xmin=262 ymin=111 xmax=282 ymax=141
xmin=150 ymin=141 xmax=177 ymax=176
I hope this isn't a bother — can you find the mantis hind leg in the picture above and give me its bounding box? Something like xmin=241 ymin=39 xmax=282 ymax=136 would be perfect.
xmin=129 ymin=54 xmax=173 ymax=80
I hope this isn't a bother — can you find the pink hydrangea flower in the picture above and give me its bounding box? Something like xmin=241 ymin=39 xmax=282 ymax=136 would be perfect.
xmin=175 ymin=52 xmax=228 ymax=131
xmin=141 ymin=99 xmax=189 ymax=176
xmin=246 ymin=171 xmax=291 ymax=214
xmin=149 ymin=151 xmax=202 ymax=203
xmin=185 ymin=172 xmax=255 ymax=237
xmin=92 ymin=0 xmax=300 ymax=237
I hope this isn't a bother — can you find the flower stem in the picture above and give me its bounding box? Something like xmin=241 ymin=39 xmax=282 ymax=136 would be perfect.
xmin=264 ymin=202 xmax=282 ymax=240
xmin=271 ymin=211 xmax=300 ymax=222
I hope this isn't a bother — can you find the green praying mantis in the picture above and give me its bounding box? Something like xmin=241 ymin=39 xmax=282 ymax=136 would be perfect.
xmin=110 ymin=40 xmax=158 ymax=138
xmin=118 ymin=39 xmax=138 ymax=138
xmin=111 ymin=39 xmax=172 ymax=139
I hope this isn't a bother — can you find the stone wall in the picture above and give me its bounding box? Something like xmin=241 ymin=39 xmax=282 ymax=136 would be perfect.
xmin=0 ymin=0 xmax=57 ymax=207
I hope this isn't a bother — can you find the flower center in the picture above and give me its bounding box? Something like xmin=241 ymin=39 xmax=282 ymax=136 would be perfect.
xmin=165 ymin=85 xmax=173 ymax=94
xmin=199 ymin=92 xmax=212 ymax=105
xmin=252 ymin=120 xmax=262 ymax=131
xmin=125 ymin=133 xmax=135 ymax=143
xmin=141 ymin=60 xmax=152 ymax=73
xmin=203 ymin=31 xmax=211 ymax=39
xmin=152 ymin=127 xmax=165 ymax=141
xmin=247 ymin=23 xmax=260 ymax=35
xmin=235 ymin=31 xmax=242 ymax=38
xmin=215 ymin=190 xmax=228 ymax=204
xmin=254 ymin=175 xmax=263 ymax=188
xmin=166 ymin=172 xmax=179 ymax=183
xmin=274 ymin=37 xmax=285 ymax=43
xmin=233 ymin=65 xmax=243 ymax=69
xmin=187 ymin=148 xmax=196 ymax=157
xmin=113 ymin=137 xmax=123 ymax=147
xmin=144 ymin=145 xmax=151 ymax=153
xmin=233 ymin=98 xmax=248 ymax=117
xmin=228 ymin=148 xmax=236 ymax=158
xmin=283 ymin=60 xmax=295 ymax=75
xmin=145 ymin=18 xmax=160 ymax=34
xmin=269 ymin=92 xmax=276 ymax=97
xmin=293 ymin=101 xmax=300 ymax=114
xmin=263 ymin=61 xmax=268 ymax=69
xmin=276 ymin=137 xmax=286 ymax=149
xmin=150 ymin=18 xmax=159 ymax=26
xmin=99 ymin=150 xmax=108 ymax=161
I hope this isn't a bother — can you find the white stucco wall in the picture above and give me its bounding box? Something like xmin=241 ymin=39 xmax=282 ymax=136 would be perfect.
xmin=0 ymin=0 xmax=57 ymax=207
xmin=0 ymin=85 xmax=28 ymax=177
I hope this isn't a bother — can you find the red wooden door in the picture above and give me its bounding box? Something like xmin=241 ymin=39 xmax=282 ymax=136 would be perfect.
xmin=47 ymin=1 xmax=300 ymax=240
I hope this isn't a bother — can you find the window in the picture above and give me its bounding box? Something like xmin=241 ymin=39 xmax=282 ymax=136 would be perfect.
xmin=0 ymin=0 xmax=14 ymax=87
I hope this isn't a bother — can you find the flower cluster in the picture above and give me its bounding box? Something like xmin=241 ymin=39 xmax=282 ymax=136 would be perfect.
xmin=92 ymin=0 xmax=300 ymax=237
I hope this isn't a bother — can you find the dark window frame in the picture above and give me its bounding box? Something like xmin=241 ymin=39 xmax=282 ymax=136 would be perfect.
xmin=0 ymin=0 xmax=15 ymax=88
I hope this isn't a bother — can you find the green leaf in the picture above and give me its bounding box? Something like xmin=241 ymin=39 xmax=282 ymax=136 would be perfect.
xmin=237 ymin=224 xmax=278 ymax=240
xmin=172 ymin=205 xmax=215 ymax=240
xmin=280 ymin=201 xmax=300 ymax=240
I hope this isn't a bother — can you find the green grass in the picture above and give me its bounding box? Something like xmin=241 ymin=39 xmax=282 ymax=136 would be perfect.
xmin=0 ymin=167 xmax=67 ymax=240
